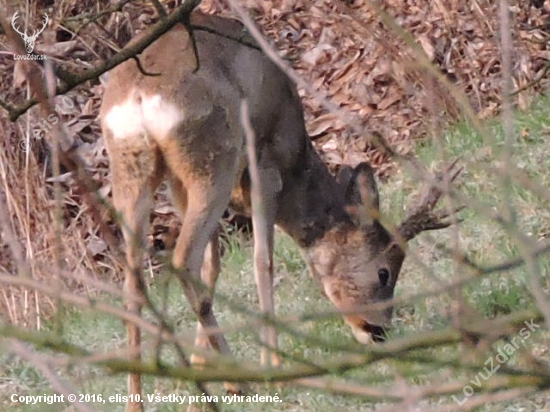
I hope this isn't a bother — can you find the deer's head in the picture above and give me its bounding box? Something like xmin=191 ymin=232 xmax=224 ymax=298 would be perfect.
xmin=11 ymin=11 xmax=48 ymax=54
xmin=305 ymin=161 xmax=460 ymax=343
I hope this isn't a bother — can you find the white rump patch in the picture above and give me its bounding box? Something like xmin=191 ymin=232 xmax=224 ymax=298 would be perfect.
xmin=103 ymin=92 xmax=183 ymax=141
xmin=103 ymin=94 xmax=145 ymax=140
xmin=141 ymin=94 xmax=182 ymax=141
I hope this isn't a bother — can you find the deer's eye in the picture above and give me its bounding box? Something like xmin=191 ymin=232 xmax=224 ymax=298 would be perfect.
xmin=378 ymin=268 xmax=389 ymax=286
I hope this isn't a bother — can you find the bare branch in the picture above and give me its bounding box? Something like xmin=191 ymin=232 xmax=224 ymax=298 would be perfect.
xmin=0 ymin=0 xmax=202 ymax=121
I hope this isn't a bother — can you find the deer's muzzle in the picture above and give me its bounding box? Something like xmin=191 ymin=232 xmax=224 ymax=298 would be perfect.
xmin=344 ymin=315 xmax=388 ymax=344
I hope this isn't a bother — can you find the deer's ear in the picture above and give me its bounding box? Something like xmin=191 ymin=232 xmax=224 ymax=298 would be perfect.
xmin=344 ymin=162 xmax=380 ymax=225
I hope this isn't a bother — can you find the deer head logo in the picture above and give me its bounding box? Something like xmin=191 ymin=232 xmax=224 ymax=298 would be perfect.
xmin=11 ymin=11 xmax=49 ymax=54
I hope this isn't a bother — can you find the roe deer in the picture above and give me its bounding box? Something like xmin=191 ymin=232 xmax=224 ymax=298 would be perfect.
xmin=100 ymin=11 xmax=460 ymax=412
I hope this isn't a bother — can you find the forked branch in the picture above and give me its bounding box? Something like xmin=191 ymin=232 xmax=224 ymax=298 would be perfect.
xmin=398 ymin=159 xmax=463 ymax=241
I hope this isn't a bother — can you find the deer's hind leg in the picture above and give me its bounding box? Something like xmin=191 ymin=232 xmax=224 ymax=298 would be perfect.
xmin=161 ymin=105 xmax=243 ymax=390
xmin=106 ymin=133 xmax=164 ymax=412
xmin=190 ymin=228 xmax=221 ymax=367
xmin=167 ymin=175 xmax=223 ymax=365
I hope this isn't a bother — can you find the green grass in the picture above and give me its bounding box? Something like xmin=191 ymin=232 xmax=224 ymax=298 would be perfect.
xmin=2 ymin=98 xmax=550 ymax=411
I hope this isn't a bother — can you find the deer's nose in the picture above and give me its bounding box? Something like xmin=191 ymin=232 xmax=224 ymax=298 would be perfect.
xmin=361 ymin=322 xmax=386 ymax=342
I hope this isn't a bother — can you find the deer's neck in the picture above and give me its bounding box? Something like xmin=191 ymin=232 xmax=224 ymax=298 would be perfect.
xmin=275 ymin=147 xmax=350 ymax=248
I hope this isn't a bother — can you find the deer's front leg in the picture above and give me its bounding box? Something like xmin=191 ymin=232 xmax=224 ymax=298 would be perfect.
xmin=253 ymin=219 xmax=279 ymax=367
xmin=249 ymin=168 xmax=281 ymax=368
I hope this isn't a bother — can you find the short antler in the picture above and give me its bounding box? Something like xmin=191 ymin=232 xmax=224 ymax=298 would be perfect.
xmin=398 ymin=159 xmax=463 ymax=241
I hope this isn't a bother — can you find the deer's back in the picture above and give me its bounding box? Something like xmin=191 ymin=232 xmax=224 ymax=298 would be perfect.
xmin=101 ymin=12 xmax=304 ymax=154
xmin=100 ymin=12 xmax=314 ymax=219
